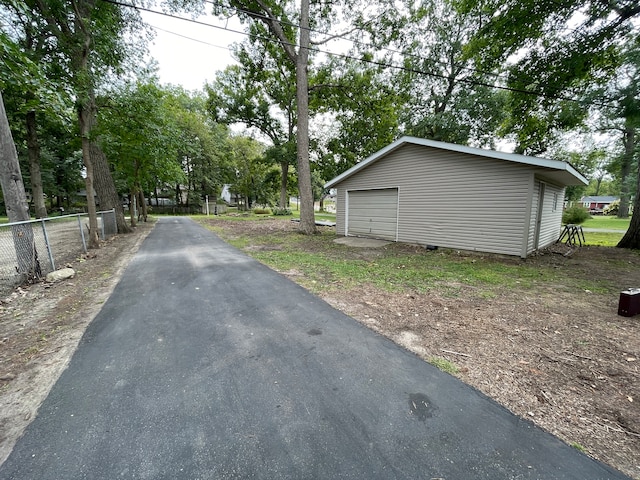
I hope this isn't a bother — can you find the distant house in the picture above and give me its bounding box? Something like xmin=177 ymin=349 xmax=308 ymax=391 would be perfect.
xmin=221 ymin=184 xmax=241 ymax=206
xmin=580 ymin=196 xmax=618 ymax=214
xmin=325 ymin=136 xmax=588 ymax=258
xmin=221 ymin=184 xmax=232 ymax=204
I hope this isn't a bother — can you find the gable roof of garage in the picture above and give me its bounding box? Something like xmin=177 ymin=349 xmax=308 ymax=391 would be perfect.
xmin=325 ymin=136 xmax=588 ymax=188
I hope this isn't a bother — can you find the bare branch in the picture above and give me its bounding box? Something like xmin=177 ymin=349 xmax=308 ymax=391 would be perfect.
xmin=308 ymin=83 xmax=348 ymax=92
xmin=248 ymin=0 xmax=298 ymax=63
xmin=310 ymin=25 xmax=361 ymax=46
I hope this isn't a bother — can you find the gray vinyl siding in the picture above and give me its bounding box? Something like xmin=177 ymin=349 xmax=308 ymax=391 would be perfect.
xmin=336 ymin=188 xmax=347 ymax=236
xmin=334 ymin=144 xmax=533 ymax=256
xmin=536 ymin=182 xmax=565 ymax=249
xmin=527 ymin=182 xmax=541 ymax=253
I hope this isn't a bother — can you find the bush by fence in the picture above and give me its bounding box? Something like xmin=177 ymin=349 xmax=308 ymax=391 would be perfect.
xmin=0 ymin=210 xmax=116 ymax=296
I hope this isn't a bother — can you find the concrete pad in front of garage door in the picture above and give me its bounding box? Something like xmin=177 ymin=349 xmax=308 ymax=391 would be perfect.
xmin=334 ymin=236 xmax=391 ymax=247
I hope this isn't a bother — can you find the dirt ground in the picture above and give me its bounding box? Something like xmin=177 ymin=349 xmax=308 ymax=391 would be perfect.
xmin=0 ymin=221 xmax=154 ymax=466
xmin=0 ymin=216 xmax=638 ymax=478
xmin=207 ymin=217 xmax=640 ymax=479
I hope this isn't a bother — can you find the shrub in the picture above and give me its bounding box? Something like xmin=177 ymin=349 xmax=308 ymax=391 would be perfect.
xmin=603 ymin=199 xmax=619 ymax=216
xmin=272 ymin=207 xmax=292 ymax=216
xmin=253 ymin=207 xmax=272 ymax=215
xmin=562 ymin=205 xmax=590 ymax=225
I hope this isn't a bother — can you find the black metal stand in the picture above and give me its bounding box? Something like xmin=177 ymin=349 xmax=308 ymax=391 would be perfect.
xmin=557 ymin=224 xmax=585 ymax=246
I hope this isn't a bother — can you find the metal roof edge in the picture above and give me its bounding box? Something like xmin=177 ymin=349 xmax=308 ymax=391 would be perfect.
xmin=324 ymin=136 xmax=589 ymax=188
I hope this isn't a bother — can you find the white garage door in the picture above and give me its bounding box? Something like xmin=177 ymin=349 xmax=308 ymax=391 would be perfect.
xmin=347 ymin=189 xmax=398 ymax=241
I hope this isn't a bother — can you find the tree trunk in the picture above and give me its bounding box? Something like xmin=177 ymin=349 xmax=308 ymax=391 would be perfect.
xmin=279 ymin=160 xmax=289 ymax=208
xmin=26 ymin=107 xmax=47 ymax=219
xmin=617 ymin=126 xmax=634 ymax=218
xmin=78 ymin=102 xmax=100 ymax=249
xmin=129 ymin=190 xmax=137 ymax=227
xmin=617 ymin=135 xmax=640 ymax=249
xmin=90 ymin=138 xmax=130 ymax=233
xmin=594 ymin=176 xmax=602 ymax=196
xmin=137 ymin=189 xmax=147 ymax=222
xmin=295 ymin=0 xmax=316 ymax=234
xmin=0 ymin=91 xmax=41 ymax=280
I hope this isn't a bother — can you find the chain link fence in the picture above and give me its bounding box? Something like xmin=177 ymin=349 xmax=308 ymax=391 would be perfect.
xmin=0 ymin=209 xmax=117 ymax=296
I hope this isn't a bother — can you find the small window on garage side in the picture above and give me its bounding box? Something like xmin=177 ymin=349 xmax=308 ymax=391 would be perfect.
xmin=552 ymin=193 xmax=558 ymax=212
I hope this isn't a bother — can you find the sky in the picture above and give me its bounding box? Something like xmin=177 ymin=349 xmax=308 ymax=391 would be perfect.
xmin=140 ymin=9 xmax=245 ymax=91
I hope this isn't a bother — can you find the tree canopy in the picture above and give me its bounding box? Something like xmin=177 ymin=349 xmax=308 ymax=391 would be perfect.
xmin=1 ymin=0 xmax=639 ymax=249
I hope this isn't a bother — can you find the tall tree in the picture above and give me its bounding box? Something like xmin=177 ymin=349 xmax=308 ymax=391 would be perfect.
xmin=210 ymin=0 xmax=395 ymax=232
xmin=215 ymin=0 xmax=315 ymax=233
xmin=390 ymin=0 xmax=507 ymax=146
xmin=206 ymin=27 xmax=297 ymax=209
xmin=99 ymin=82 xmax=180 ymax=226
xmin=612 ymin=37 xmax=640 ymax=247
xmin=0 ymin=92 xmax=30 ymax=222
xmin=0 ymin=3 xmax=73 ymax=219
xmin=0 ymin=29 xmax=54 ymax=278
xmin=590 ymin=36 xmax=640 ymax=221
xmin=29 ymin=0 xmax=149 ymax=243
xmin=0 ymin=91 xmax=41 ymax=279
xmin=166 ymin=87 xmax=233 ymax=208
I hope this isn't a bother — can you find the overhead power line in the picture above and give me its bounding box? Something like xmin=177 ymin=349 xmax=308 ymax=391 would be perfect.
xmin=148 ymin=23 xmax=232 ymax=50
xmin=100 ymin=0 xmax=613 ymax=108
xmin=196 ymin=0 xmax=609 ymax=101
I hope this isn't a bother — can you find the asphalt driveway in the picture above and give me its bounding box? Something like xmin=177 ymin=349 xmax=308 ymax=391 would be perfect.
xmin=0 ymin=217 xmax=630 ymax=479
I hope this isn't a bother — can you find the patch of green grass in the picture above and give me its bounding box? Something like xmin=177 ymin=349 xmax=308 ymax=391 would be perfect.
xmin=314 ymin=212 xmax=336 ymax=222
xmin=247 ymin=241 xmax=558 ymax=296
xmin=428 ymin=357 xmax=459 ymax=375
xmin=479 ymin=290 xmax=498 ymax=299
xmin=583 ymin=216 xmax=630 ymax=230
xmin=583 ymin=231 xmax=624 ymax=247
xmin=23 ymin=346 xmax=40 ymax=358
xmin=570 ymin=442 xmax=587 ymax=453
xmin=203 ymin=217 xmax=635 ymax=301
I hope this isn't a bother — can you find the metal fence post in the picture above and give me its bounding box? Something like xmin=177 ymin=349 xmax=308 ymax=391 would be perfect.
xmin=78 ymin=215 xmax=87 ymax=253
xmin=40 ymin=218 xmax=56 ymax=271
xmin=99 ymin=211 xmax=105 ymax=240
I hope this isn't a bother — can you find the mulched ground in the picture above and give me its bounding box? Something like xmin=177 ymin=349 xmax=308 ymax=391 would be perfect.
xmin=206 ymin=217 xmax=640 ymax=479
